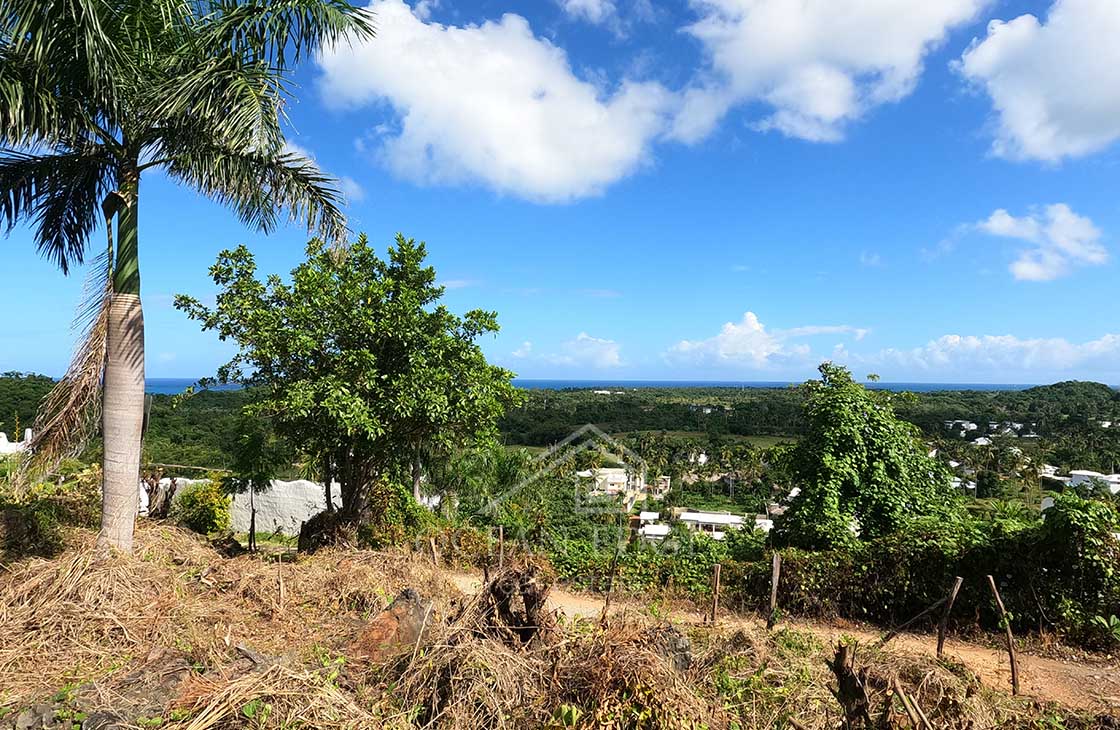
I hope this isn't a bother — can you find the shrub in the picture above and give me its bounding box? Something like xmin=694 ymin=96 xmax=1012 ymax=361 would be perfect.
xmin=356 ymin=479 xmax=433 ymax=549
xmin=0 ymin=500 xmax=64 ymax=558
xmin=722 ymin=495 xmax=1120 ymax=646
xmin=171 ymin=480 xmax=231 ymax=534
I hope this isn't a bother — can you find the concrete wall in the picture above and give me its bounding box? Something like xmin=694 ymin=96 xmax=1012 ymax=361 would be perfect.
xmin=230 ymin=479 xmax=342 ymax=536
xmin=143 ymin=477 xmax=341 ymax=536
xmin=0 ymin=429 xmax=32 ymax=455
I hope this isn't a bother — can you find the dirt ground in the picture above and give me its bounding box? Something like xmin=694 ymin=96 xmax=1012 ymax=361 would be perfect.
xmin=449 ymin=572 xmax=1120 ymax=713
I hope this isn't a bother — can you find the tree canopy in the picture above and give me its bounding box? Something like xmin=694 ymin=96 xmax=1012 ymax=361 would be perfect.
xmin=176 ymin=233 xmax=521 ymax=517
xmin=773 ymin=363 xmax=956 ymax=550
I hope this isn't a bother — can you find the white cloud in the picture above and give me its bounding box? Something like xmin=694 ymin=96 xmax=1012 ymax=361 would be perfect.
xmin=859 ymin=333 xmax=1120 ymax=378
xmin=672 ymin=0 xmax=986 ymax=143
xmin=666 ymin=311 xmax=867 ymax=369
xmin=318 ymin=1 xmax=675 ymax=202
xmin=957 ymin=0 xmax=1120 ymax=162
xmin=339 ymin=175 xmax=365 ymax=203
xmin=553 ymin=332 xmax=623 ymax=368
xmin=976 ymin=204 xmax=1107 ymax=281
xmin=558 ymin=0 xmax=616 ymax=25
xmin=438 ymin=278 xmax=478 ymax=290
xmin=412 ymin=0 xmax=438 ymax=20
xmin=517 ymin=332 xmax=623 ymax=368
xmin=859 ymin=251 xmax=882 ymax=267
xmin=282 ymin=140 xmax=314 ymax=160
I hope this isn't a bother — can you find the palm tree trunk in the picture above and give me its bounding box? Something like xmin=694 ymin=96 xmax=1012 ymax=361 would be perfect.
xmin=97 ymin=168 xmax=144 ymax=553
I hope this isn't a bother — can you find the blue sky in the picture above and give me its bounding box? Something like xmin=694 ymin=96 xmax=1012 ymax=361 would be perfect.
xmin=5 ymin=0 xmax=1120 ymax=384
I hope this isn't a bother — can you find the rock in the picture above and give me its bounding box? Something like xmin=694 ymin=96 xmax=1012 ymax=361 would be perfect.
xmin=644 ymin=625 xmax=692 ymax=673
xmin=79 ymin=711 xmax=127 ymax=730
xmin=13 ymin=709 xmax=38 ymax=730
xmin=350 ymin=588 xmax=431 ymax=662
xmin=209 ymin=532 xmax=247 ymax=557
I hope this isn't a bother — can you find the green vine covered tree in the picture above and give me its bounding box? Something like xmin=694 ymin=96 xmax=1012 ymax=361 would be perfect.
xmin=773 ymin=363 xmax=956 ymax=550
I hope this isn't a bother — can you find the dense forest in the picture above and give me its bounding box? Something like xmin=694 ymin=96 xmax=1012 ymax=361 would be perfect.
xmin=0 ymin=372 xmax=52 ymax=439
xmin=3 ymin=373 xmax=1120 ymax=471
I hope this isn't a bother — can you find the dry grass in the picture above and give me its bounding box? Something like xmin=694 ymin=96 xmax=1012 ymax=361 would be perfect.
xmin=1 ymin=525 xmax=1111 ymax=730
xmin=0 ymin=522 xmax=458 ymax=709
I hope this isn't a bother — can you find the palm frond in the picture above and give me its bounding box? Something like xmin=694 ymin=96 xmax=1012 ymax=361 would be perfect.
xmin=0 ymin=48 xmax=68 ymax=147
xmin=144 ymin=54 xmax=288 ymax=155
xmin=23 ymin=244 xmax=113 ymax=475
xmin=163 ymin=143 xmax=348 ymax=242
xmin=0 ymin=149 xmax=113 ymax=273
xmin=199 ymin=0 xmax=376 ymax=71
xmin=1 ymin=0 xmax=126 ymax=111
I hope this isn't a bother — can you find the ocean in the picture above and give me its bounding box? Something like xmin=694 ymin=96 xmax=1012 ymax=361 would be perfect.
xmin=146 ymin=377 xmax=1040 ymax=395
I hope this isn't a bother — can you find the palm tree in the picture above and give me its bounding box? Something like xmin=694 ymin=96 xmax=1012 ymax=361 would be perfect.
xmin=0 ymin=0 xmax=375 ymax=553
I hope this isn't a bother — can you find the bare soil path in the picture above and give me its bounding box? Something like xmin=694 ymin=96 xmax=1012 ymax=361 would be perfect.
xmin=448 ymin=572 xmax=1120 ymax=713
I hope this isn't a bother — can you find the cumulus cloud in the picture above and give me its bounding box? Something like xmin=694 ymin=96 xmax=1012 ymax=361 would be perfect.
xmin=318 ymin=0 xmax=675 ymax=202
xmin=857 ymin=333 xmax=1120 ymax=379
xmin=338 ymin=176 xmax=365 ymax=203
xmin=281 ymin=140 xmax=315 ymax=160
xmin=558 ymin=0 xmax=616 ymax=24
xmin=671 ymin=0 xmax=986 ymax=143
xmin=512 ymin=333 xmax=623 ymax=368
xmin=281 ymin=142 xmax=364 ymax=204
xmin=975 ymin=204 xmax=1107 ymax=281
xmin=666 ymin=312 xmax=867 ymax=369
xmin=957 ymin=0 xmax=1120 ymax=162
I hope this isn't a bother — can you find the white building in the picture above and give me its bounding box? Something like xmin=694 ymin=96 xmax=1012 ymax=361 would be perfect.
xmin=1069 ymin=470 xmax=1120 ymax=495
xmin=678 ymin=510 xmax=745 ymax=540
xmin=638 ymin=523 xmax=670 ymax=541
xmin=577 ymin=467 xmax=637 ymax=495
xmin=0 ymin=428 xmax=32 ymax=456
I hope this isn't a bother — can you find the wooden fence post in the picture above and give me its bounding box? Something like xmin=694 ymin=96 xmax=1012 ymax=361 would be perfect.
xmin=710 ymin=563 xmax=722 ymax=624
xmin=937 ymin=576 xmax=964 ymax=658
xmin=767 ymin=551 xmax=782 ymax=629
xmin=498 ymin=525 xmax=505 ymax=569
xmin=987 ymin=574 xmax=1020 ymax=695
xmin=429 ymin=536 xmax=440 ymax=566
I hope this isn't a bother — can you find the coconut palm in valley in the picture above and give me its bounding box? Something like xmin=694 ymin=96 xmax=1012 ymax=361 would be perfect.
xmin=0 ymin=0 xmax=374 ymax=552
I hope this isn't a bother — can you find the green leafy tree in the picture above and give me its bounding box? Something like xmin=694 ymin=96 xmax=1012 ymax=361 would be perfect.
xmin=176 ymin=234 xmax=521 ymax=537
xmin=0 ymin=0 xmax=374 ymax=552
xmin=221 ymin=413 xmax=288 ymax=550
xmin=773 ymin=363 xmax=956 ymax=550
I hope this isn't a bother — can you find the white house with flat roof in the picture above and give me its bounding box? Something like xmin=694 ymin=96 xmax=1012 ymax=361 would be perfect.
xmin=1069 ymin=470 xmax=1120 ymax=495
xmin=0 ymin=429 xmax=32 ymax=455
xmin=679 ymin=510 xmax=746 ymax=540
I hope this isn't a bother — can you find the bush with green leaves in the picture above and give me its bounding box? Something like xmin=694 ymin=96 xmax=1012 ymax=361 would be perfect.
xmin=354 ymin=478 xmax=434 ymax=549
xmin=724 ymin=493 xmax=1119 ymax=646
xmin=171 ymin=480 xmax=231 ymax=535
xmin=773 ymin=364 xmax=956 ymax=550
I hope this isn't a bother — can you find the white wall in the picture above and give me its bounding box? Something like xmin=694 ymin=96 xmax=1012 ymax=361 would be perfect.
xmin=144 ymin=477 xmax=341 ymax=536
xmin=230 ymin=479 xmax=342 ymax=536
